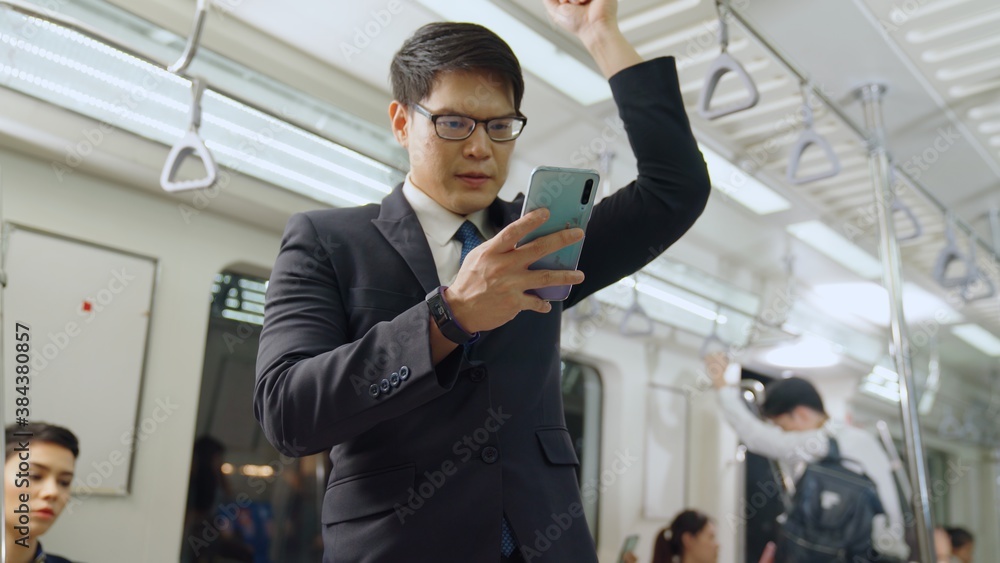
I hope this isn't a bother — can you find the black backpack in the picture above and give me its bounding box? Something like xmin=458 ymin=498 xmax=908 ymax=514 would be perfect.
xmin=776 ymin=437 xmax=885 ymax=563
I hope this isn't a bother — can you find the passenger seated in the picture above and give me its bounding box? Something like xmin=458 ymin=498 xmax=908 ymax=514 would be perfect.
xmin=705 ymin=353 xmax=909 ymax=561
xmin=3 ymin=422 xmax=78 ymax=563
xmin=650 ymin=509 xmax=719 ymax=563
xmin=946 ymin=526 xmax=974 ymax=563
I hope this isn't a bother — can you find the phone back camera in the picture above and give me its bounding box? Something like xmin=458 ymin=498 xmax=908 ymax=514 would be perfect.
xmin=581 ymin=179 xmax=594 ymax=204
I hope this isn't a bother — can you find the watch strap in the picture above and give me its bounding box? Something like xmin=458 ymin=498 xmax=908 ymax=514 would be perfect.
xmin=426 ymin=286 xmax=479 ymax=345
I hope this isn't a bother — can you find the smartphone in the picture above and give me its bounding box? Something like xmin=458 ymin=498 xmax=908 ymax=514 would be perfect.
xmin=517 ymin=166 xmax=600 ymax=301
xmin=617 ymin=534 xmax=640 ymax=563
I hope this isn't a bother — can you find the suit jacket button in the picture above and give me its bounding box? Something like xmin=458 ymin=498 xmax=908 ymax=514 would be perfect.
xmin=380 ymin=379 xmax=391 ymax=393
xmin=390 ymin=372 xmax=401 ymax=387
xmin=481 ymin=446 xmax=499 ymax=464
xmin=469 ymin=367 xmax=486 ymax=382
xmin=399 ymin=366 xmax=410 ymax=380
xmin=369 ymin=384 xmax=380 ymax=398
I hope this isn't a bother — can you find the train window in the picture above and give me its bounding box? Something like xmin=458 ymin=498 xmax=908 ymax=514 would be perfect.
xmin=184 ymin=270 xmax=326 ymax=562
xmin=560 ymin=359 xmax=604 ymax=540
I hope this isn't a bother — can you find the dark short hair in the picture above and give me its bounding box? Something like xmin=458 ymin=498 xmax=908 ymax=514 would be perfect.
xmin=390 ymin=22 xmax=525 ymax=112
xmin=946 ymin=527 xmax=974 ymax=549
xmin=5 ymin=422 xmax=79 ymax=460
xmin=762 ymin=377 xmax=826 ymax=418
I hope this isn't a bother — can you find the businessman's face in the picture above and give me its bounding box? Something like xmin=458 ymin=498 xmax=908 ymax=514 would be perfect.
xmin=4 ymin=441 xmax=75 ymax=538
xmin=390 ymin=69 xmax=516 ymax=215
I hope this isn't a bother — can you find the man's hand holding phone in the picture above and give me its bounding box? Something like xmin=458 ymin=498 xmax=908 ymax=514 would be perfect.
xmin=445 ymin=208 xmax=585 ymax=333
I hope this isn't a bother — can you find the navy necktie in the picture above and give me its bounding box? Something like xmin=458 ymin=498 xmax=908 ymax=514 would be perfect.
xmin=454 ymin=220 xmax=484 ymax=266
xmin=501 ymin=516 xmax=517 ymax=557
xmin=455 ymin=220 xmax=515 ymax=555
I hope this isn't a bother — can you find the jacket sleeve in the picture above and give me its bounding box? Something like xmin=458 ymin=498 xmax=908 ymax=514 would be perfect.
xmin=716 ymin=385 xmax=830 ymax=467
xmin=566 ymin=56 xmax=712 ymax=308
xmin=253 ymin=212 xmax=466 ymax=457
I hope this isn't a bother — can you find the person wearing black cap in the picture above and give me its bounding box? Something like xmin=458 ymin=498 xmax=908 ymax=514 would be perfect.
xmin=704 ymin=353 xmax=910 ymax=561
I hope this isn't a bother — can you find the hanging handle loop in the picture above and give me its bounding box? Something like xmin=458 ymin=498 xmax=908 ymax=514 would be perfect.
xmin=697 ymin=3 xmax=759 ymax=120
xmin=160 ymin=77 xmax=218 ymax=192
xmin=619 ymin=277 xmax=654 ymax=337
xmin=160 ymin=0 xmax=218 ymax=193
xmin=888 ymin=169 xmax=923 ymax=242
xmin=786 ymin=85 xmax=841 ymax=184
xmin=960 ymin=234 xmax=996 ymax=302
xmin=933 ymin=215 xmax=976 ymax=289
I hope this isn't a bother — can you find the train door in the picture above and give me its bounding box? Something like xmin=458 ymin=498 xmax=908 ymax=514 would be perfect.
xmin=181 ymin=270 xmax=326 ymax=563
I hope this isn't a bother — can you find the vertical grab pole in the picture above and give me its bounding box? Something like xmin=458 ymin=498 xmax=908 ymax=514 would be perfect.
xmin=854 ymin=83 xmax=936 ymax=562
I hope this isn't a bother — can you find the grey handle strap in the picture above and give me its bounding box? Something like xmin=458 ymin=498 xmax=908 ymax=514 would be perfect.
xmin=619 ymin=280 xmax=654 ymax=337
xmin=160 ymin=77 xmax=218 ymax=192
xmin=786 ymin=92 xmax=841 ymax=184
xmin=697 ymin=10 xmax=759 ymax=120
xmin=933 ymin=218 xmax=977 ymax=289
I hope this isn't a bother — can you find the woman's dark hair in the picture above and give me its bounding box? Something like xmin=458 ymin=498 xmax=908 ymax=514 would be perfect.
xmin=390 ymin=22 xmax=525 ymax=111
xmin=762 ymin=377 xmax=826 ymax=418
xmin=5 ymin=422 xmax=79 ymax=460
xmin=652 ymin=509 xmax=711 ymax=563
xmin=946 ymin=526 xmax=973 ymax=550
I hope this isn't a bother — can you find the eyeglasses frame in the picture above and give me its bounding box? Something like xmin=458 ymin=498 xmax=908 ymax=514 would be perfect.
xmin=411 ymin=103 xmax=527 ymax=142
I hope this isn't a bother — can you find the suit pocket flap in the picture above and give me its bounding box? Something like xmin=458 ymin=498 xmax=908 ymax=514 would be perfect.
xmin=348 ymin=287 xmax=422 ymax=313
xmin=321 ymin=464 xmax=414 ymax=525
xmin=536 ymin=428 xmax=580 ymax=466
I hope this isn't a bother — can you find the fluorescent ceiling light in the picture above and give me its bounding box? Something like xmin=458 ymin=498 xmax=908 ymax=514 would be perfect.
xmin=951 ymin=324 xmax=1000 ymax=356
xmin=414 ymin=0 xmax=611 ymax=105
xmin=861 ymin=381 xmax=900 ymax=403
xmin=860 ymin=365 xmax=900 ymax=403
xmin=811 ymin=282 xmax=963 ymax=327
xmin=787 ymin=221 xmax=883 ymax=279
xmin=619 ymin=0 xmax=701 ymax=33
xmin=616 ymin=277 xmax=726 ymax=323
xmin=700 ymin=143 xmax=791 ymax=215
xmin=763 ymin=335 xmax=842 ymax=368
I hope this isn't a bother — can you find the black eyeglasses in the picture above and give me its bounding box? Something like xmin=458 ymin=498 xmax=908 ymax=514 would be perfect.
xmin=412 ymin=103 xmax=527 ymax=142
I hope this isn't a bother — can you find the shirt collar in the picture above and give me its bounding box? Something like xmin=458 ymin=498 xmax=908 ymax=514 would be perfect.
xmin=401 ymin=175 xmax=493 ymax=246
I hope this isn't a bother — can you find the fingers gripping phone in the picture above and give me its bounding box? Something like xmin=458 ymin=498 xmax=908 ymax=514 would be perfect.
xmin=516 ymin=166 xmax=600 ymax=301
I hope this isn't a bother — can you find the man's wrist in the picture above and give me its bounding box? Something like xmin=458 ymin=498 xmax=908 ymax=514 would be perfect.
xmin=426 ymin=286 xmax=479 ymax=345
xmin=580 ymin=24 xmax=623 ymax=52
xmin=580 ymin=27 xmax=643 ymax=79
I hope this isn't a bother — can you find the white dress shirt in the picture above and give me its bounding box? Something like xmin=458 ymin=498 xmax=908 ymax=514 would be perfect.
xmin=401 ymin=176 xmax=496 ymax=286
xmin=716 ymin=364 xmax=910 ymax=560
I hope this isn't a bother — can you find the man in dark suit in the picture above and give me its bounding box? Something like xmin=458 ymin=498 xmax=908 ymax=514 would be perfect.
xmin=255 ymin=0 xmax=711 ymax=561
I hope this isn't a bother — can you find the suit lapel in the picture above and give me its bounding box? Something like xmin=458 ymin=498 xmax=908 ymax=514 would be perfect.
xmin=372 ymin=185 xmax=441 ymax=294
xmin=489 ymin=192 xmax=524 ymax=231
xmin=372 ymin=186 xmax=525 ymax=294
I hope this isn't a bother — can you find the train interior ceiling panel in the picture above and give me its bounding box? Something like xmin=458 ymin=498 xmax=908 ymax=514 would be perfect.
xmin=0 ymin=0 xmax=997 ymax=561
